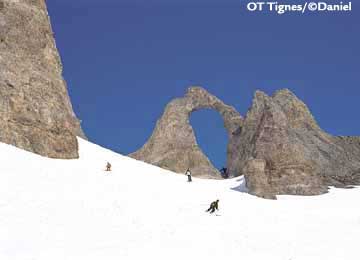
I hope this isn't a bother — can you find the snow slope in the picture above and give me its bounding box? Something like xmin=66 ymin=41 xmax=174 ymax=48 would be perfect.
xmin=0 ymin=138 xmax=359 ymax=260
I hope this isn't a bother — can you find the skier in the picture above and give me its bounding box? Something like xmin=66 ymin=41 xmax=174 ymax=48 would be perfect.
xmin=105 ymin=162 xmax=112 ymax=172
xmin=220 ymin=167 xmax=228 ymax=178
xmin=185 ymin=168 xmax=192 ymax=182
xmin=206 ymin=199 xmax=219 ymax=214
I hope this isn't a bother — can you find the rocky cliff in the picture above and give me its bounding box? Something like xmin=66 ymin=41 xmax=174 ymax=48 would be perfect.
xmin=0 ymin=0 xmax=85 ymax=158
xmin=132 ymin=87 xmax=360 ymax=199
xmin=130 ymin=87 xmax=243 ymax=178
xmin=233 ymin=89 xmax=360 ymax=198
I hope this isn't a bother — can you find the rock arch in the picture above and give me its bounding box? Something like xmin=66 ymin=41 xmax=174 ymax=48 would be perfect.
xmin=130 ymin=87 xmax=243 ymax=178
xmin=131 ymin=87 xmax=360 ymax=198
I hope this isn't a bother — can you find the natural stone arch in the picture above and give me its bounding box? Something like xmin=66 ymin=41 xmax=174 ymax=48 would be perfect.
xmin=130 ymin=87 xmax=243 ymax=178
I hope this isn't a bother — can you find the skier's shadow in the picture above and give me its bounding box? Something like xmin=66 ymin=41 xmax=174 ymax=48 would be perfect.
xmin=230 ymin=177 xmax=248 ymax=193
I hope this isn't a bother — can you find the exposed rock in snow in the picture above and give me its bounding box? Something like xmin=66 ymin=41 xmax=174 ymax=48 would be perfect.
xmin=0 ymin=0 xmax=84 ymax=159
xmin=130 ymin=86 xmax=243 ymax=178
xmin=237 ymin=89 xmax=360 ymax=198
xmin=133 ymin=87 xmax=360 ymax=199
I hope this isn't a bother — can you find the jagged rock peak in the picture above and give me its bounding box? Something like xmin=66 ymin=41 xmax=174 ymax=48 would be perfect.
xmin=131 ymin=86 xmax=360 ymax=199
xmin=0 ymin=0 xmax=85 ymax=158
xmin=272 ymin=88 xmax=321 ymax=131
xmin=130 ymin=86 xmax=243 ymax=178
xmin=238 ymin=88 xmax=360 ymax=199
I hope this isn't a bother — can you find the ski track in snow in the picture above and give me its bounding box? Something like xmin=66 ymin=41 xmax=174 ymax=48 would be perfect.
xmin=0 ymin=138 xmax=359 ymax=260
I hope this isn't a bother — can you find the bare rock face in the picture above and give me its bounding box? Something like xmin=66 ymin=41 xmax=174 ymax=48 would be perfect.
xmin=132 ymin=87 xmax=360 ymax=198
xmin=243 ymin=159 xmax=276 ymax=200
xmin=131 ymin=85 xmax=360 ymax=198
xmin=235 ymin=89 xmax=360 ymax=198
xmin=130 ymin=87 xmax=243 ymax=178
xmin=0 ymin=0 xmax=85 ymax=158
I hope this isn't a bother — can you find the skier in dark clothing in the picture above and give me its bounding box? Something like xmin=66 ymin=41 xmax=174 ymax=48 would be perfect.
xmin=185 ymin=168 xmax=192 ymax=182
xmin=206 ymin=199 xmax=219 ymax=214
xmin=105 ymin=162 xmax=112 ymax=172
xmin=220 ymin=167 xmax=228 ymax=178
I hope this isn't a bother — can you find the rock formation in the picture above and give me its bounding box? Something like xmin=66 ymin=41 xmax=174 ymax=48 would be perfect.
xmin=132 ymin=87 xmax=360 ymax=199
xmin=0 ymin=0 xmax=85 ymax=158
xmin=235 ymin=89 xmax=360 ymax=198
xmin=130 ymin=87 xmax=243 ymax=178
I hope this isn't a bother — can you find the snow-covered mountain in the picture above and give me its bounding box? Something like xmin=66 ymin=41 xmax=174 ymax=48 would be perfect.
xmin=0 ymin=138 xmax=359 ymax=260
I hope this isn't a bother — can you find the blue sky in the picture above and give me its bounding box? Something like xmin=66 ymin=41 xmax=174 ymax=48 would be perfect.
xmin=47 ymin=0 xmax=359 ymax=169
